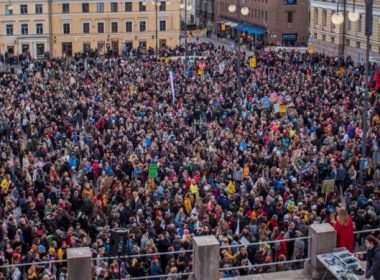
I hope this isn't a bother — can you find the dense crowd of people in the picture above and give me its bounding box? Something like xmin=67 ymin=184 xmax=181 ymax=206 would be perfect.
xmin=0 ymin=41 xmax=379 ymax=280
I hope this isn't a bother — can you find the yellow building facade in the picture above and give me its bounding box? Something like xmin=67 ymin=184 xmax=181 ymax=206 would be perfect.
xmin=0 ymin=0 xmax=180 ymax=57
xmin=309 ymin=0 xmax=380 ymax=64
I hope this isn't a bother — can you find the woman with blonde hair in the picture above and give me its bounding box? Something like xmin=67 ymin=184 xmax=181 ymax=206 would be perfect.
xmin=333 ymin=207 xmax=355 ymax=252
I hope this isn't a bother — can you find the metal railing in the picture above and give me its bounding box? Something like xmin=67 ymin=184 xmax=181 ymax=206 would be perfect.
xmin=129 ymin=271 xmax=194 ymax=279
xmin=219 ymin=258 xmax=310 ymax=272
xmin=91 ymin=249 xmax=193 ymax=262
xmin=219 ymin=235 xmax=311 ymax=278
xmin=354 ymin=227 xmax=380 ymax=255
xmin=220 ymin=236 xmax=311 ymax=250
xmin=0 ymin=259 xmax=67 ymax=270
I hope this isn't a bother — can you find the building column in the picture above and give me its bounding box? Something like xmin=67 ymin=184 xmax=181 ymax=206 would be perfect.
xmin=192 ymin=235 xmax=220 ymax=280
xmin=304 ymin=223 xmax=337 ymax=280
xmin=67 ymin=247 xmax=92 ymax=280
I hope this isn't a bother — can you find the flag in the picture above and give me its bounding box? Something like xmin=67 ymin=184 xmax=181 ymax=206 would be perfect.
xmin=169 ymin=71 xmax=175 ymax=103
xmin=218 ymin=61 xmax=225 ymax=74
xmin=235 ymin=218 xmax=240 ymax=235
xmin=373 ymin=69 xmax=379 ymax=92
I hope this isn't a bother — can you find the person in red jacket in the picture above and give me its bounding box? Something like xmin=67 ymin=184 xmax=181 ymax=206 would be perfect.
xmin=333 ymin=207 xmax=355 ymax=252
xmin=273 ymin=230 xmax=287 ymax=261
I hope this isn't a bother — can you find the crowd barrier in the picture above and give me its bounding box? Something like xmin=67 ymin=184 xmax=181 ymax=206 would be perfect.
xmin=0 ymin=226 xmax=378 ymax=279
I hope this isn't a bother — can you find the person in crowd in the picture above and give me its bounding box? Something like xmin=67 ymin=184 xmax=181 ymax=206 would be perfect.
xmin=365 ymin=235 xmax=380 ymax=280
xmin=333 ymin=207 xmax=355 ymax=252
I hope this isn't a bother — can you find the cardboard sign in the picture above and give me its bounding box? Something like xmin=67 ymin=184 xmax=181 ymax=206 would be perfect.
xmin=321 ymin=179 xmax=335 ymax=194
xmin=148 ymin=163 xmax=158 ymax=178
xmin=261 ymin=97 xmax=270 ymax=108
xmin=279 ymin=104 xmax=287 ymax=113
xmin=274 ymin=103 xmax=280 ymax=113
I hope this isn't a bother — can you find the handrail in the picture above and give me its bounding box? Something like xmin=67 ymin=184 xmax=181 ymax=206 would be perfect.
xmin=354 ymin=228 xmax=380 ymax=234
xmin=92 ymin=249 xmax=194 ymax=262
xmin=0 ymin=259 xmax=67 ymax=269
xmin=219 ymin=258 xmax=310 ymax=271
xmin=130 ymin=271 xmax=194 ymax=279
xmin=220 ymin=236 xmax=311 ymax=250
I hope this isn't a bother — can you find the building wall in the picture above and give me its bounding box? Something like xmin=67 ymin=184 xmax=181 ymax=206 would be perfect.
xmin=0 ymin=1 xmax=50 ymax=57
xmin=214 ymin=0 xmax=308 ymax=46
xmin=309 ymin=0 xmax=380 ymax=63
xmin=0 ymin=0 xmax=180 ymax=58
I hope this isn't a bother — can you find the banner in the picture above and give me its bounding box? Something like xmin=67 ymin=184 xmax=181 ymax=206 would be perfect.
xmin=169 ymin=71 xmax=175 ymax=103
xmin=148 ymin=163 xmax=158 ymax=178
xmin=261 ymin=97 xmax=270 ymax=108
xmin=321 ymin=179 xmax=335 ymax=194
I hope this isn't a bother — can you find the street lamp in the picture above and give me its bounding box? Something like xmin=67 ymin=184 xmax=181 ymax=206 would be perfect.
xmin=228 ymin=0 xmax=249 ymax=95
xmin=332 ymin=0 xmax=374 ymax=185
xmin=180 ymin=0 xmax=191 ymax=76
xmin=151 ymin=0 xmax=162 ymax=55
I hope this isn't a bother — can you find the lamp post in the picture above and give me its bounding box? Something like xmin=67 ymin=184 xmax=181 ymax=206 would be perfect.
xmin=151 ymin=0 xmax=161 ymax=55
xmin=228 ymin=1 xmax=249 ymax=95
xmin=332 ymin=0 xmax=373 ymax=185
xmin=181 ymin=0 xmax=192 ymax=75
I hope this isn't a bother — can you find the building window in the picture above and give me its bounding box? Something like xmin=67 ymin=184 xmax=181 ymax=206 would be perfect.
xmin=125 ymin=2 xmax=132 ymax=11
xmin=36 ymin=44 xmax=45 ymax=57
xmin=314 ymin=9 xmax=318 ymax=25
xmin=22 ymin=44 xmax=29 ymax=53
xmin=97 ymin=3 xmax=104 ymax=12
xmin=125 ymin=21 xmax=133 ymax=32
xmin=62 ymin=3 xmax=70 ymax=13
xmin=36 ymin=23 xmax=43 ymax=34
xmin=97 ymin=22 xmax=105 ymax=33
xmin=63 ymin=23 xmax=70 ymax=34
xmin=139 ymin=40 xmax=146 ymax=49
xmin=159 ymin=39 xmax=167 ymax=47
xmin=322 ymin=10 xmax=327 ymax=26
xmin=111 ymin=2 xmax=118 ymax=12
xmin=139 ymin=2 xmax=146 ymax=11
xmin=159 ymin=20 xmax=166 ymax=31
xmin=287 ymin=12 xmax=293 ymax=23
xmin=83 ymin=43 xmax=91 ymax=52
xmin=6 ymin=24 xmax=13 ymax=36
xmin=345 ymin=39 xmax=350 ymax=46
xmin=20 ymin=4 xmax=28 ymax=14
xmin=5 ymin=5 xmax=13 ymax=15
xmin=331 ymin=36 xmax=335 ymax=44
xmin=111 ymin=22 xmax=118 ymax=33
xmin=83 ymin=22 xmax=90 ymax=33
xmin=82 ymin=3 xmax=90 ymax=13
xmin=159 ymin=1 xmax=166 ymax=11
xmin=35 ymin=4 xmax=43 ymax=14
xmin=356 ymin=41 xmax=360 ymax=48
xmin=21 ymin=24 xmax=28 ymax=35
xmin=357 ymin=15 xmax=362 ymax=33
xmin=139 ymin=21 xmax=146 ymax=32
xmin=7 ymin=46 xmax=14 ymax=54
xmin=322 ymin=34 xmax=326 ymax=41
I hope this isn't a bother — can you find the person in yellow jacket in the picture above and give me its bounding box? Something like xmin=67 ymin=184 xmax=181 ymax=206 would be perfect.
xmin=226 ymin=180 xmax=236 ymax=196
xmin=1 ymin=174 xmax=11 ymax=195
xmin=184 ymin=193 xmax=193 ymax=215
xmin=189 ymin=179 xmax=199 ymax=197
